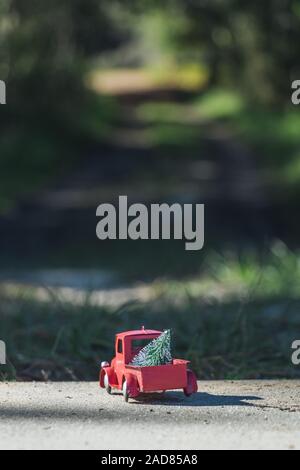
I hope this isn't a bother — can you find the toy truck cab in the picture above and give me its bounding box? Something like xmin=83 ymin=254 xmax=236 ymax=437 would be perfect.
xmin=100 ymin=328 xmax=198 ymax=402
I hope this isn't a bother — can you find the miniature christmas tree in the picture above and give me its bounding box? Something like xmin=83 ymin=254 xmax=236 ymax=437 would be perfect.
xmin=131 ymin=330 xmax=172 ymax=367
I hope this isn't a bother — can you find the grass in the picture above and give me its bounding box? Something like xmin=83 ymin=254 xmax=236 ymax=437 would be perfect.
xmin=1 ymin=244 xmax=299 ymax=382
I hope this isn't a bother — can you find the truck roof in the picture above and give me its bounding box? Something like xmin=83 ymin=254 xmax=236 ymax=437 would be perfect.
xmin=116 ymin=328 xmax=162 ymax=340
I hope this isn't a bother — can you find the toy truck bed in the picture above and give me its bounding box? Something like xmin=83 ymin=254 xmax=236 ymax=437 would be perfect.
xmin=125 ymin=359 xmax=189 ymax=392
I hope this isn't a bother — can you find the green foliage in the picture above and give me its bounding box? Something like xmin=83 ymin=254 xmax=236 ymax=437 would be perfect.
xmin=196 ymin=89 xmax=246 ymax=120
xmin=0 ymin=1 xmax=299 ymax=212
xmin=0 ymin=1 xmax=126 ymax=211
xmin=192 ymin=85 xmax=300 ymax=201
xmin=132 ymin=8 xmax=189 ymax=66
xmin=181 ymin=0 xmax=300 ymax=105
xmin=131 ymin=330 xmax=172 ymax=367
xmin=125 ymin=0 xmax=300 ymax=106
xmin=0 ymin=0 xmax=127 ymax=125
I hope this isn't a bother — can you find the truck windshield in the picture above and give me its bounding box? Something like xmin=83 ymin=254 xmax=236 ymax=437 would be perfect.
xmin=129 ymin=336 xmax=159 ymax=363
xmin=132 ymin=338 xmax=153 ymax=349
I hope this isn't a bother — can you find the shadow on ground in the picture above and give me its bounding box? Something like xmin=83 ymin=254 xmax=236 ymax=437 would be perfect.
xmin=130 ymin=391 xmax=263 ymax=407
xmin=0 ymin=392 xmax=264 ymax=424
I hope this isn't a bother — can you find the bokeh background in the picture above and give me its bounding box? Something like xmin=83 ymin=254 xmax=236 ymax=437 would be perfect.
xmin=1 ymin=0 xmax=300 ymax=381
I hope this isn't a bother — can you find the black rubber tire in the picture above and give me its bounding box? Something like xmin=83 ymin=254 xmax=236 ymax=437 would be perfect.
xmin=184 ymin=369 xmax=194 ymax=397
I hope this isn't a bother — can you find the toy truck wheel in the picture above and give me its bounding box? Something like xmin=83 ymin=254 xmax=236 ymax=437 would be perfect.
xmin=104 ymin=372 xmax=112 ymax=395
xmin=184 ymin=369 xmax=197 ymax=397
xmin=123 ymin=380 xmax=129 ymax=403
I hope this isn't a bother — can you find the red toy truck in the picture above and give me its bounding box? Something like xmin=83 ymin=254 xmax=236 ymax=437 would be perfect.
xmin=99 ymin=328 xmax=198 ymax=402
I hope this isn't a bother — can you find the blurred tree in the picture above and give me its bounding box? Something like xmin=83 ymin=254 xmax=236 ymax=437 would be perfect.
xmin=0 ymin=0 xmax=129 ymax=210
xmin=179 ymin=0 xmax=300 ymax=106
xmin=0 ymin=0 xmax=128 ymax=119
xmin=127 ymin=0 xmax=300 ymax=106
xmin=1 ymin=0 xmax=299 ymax=117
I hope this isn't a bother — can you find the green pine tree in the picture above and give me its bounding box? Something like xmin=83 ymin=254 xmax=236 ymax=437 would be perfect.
xmin=131 ymin=330 xmax=172 ymax=367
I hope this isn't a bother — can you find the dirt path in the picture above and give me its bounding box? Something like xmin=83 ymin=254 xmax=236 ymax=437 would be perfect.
xmin=0 ymin=381 xmax=299 ymax=450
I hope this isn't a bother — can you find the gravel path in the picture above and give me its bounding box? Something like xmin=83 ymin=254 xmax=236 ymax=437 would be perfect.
xmin=0 ymin=381 xmax=299 ymax=450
